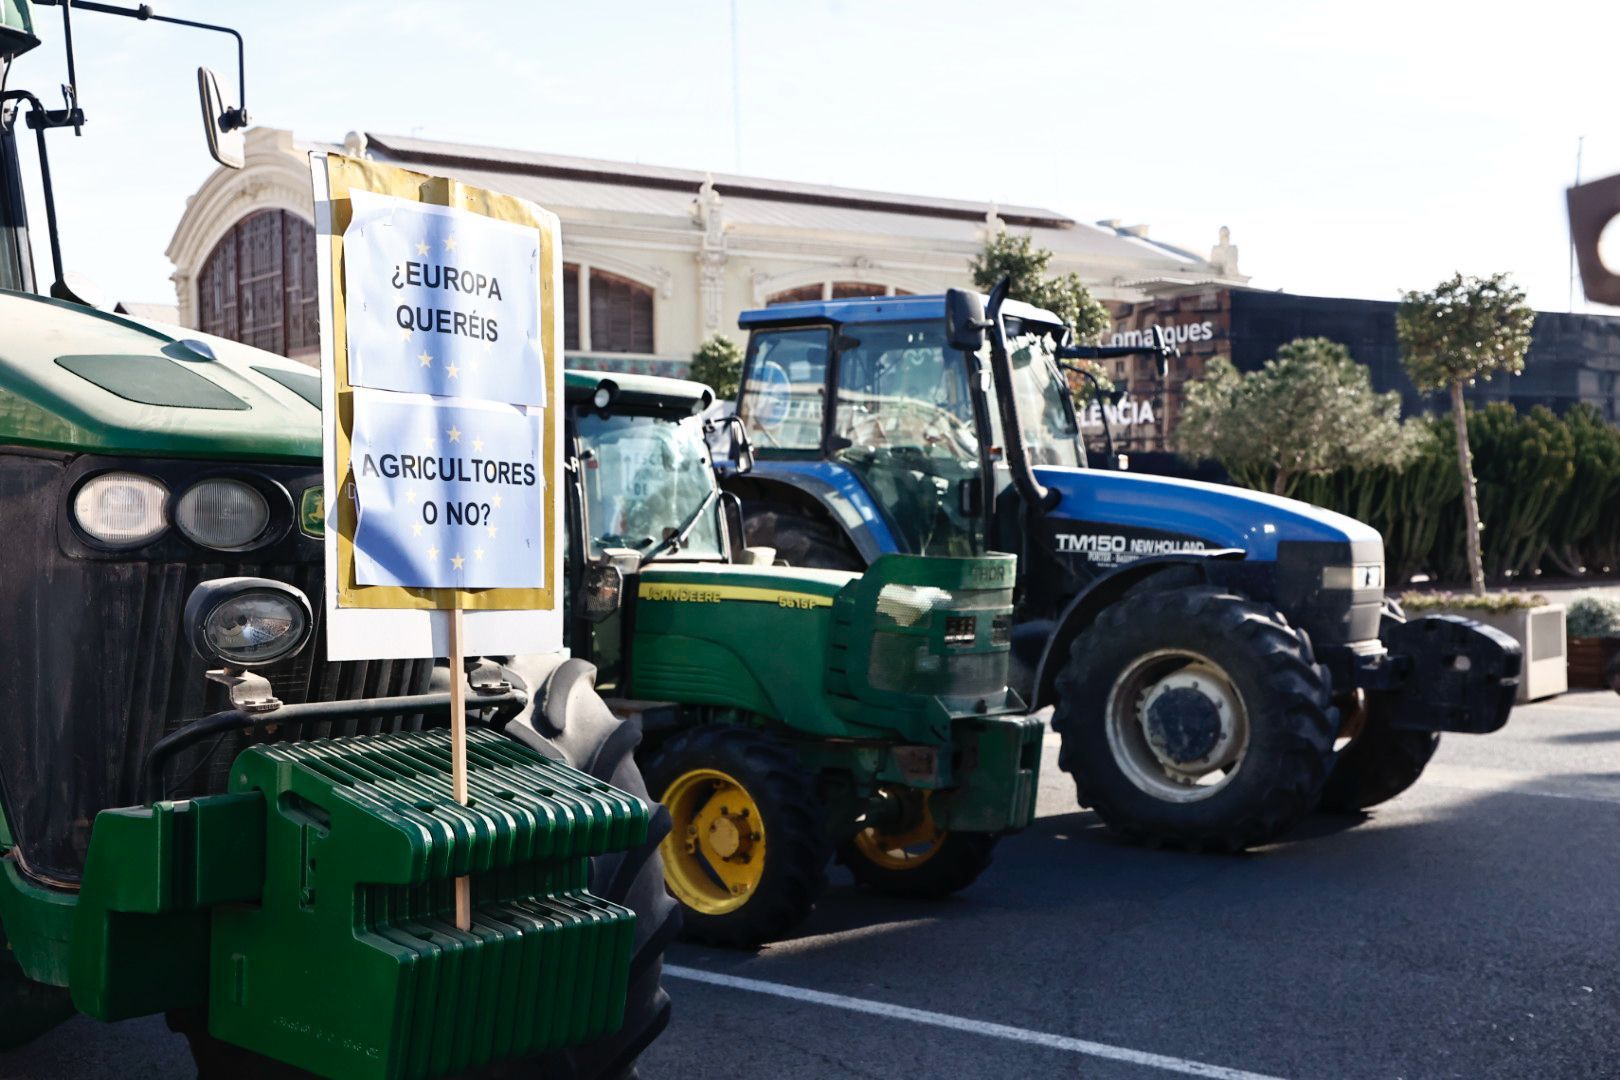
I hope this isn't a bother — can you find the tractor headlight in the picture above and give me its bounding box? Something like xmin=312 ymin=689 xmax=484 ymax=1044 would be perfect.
xmin=72 ymin=472 xmax=169 ymax=547
xmin=184 ymin=578 xmax=312 ymax=668
xmin=1322 ymin=563 xmax=1384 ymax=591
xmin=176 ymin=479 xmax=271 ymax=550
xmin=875 ymin=584 xmax=953 ymax=627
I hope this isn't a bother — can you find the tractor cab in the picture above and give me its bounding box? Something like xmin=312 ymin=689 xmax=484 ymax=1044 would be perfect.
xmin=733 ymin=296 xmax=1081 ymax=563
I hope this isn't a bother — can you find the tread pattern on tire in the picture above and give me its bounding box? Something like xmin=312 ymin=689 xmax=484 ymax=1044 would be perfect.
xmin=1051 ymin=586 xmax=1337 ymax=852
xmin=643 ymin=724 xmax=831 ymax=947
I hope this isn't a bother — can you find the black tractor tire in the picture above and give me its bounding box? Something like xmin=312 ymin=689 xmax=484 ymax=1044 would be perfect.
xmin=1317 ymin=713 xmax=1440 ymax=813
xmin=741 ymin=504 xmax=863 ymax=571
xmin=838 ymin=830 xmax=998 ymax=900
xmin=1051 ymin=586 xmax=1337 ymax=852
xmin=642 ymin=725 xmax=831 ymax=947
xmin=177 ymin=656 xmax=678 ymax=1080
xmin=1318 ymin=600 xmax=1441 ymax=813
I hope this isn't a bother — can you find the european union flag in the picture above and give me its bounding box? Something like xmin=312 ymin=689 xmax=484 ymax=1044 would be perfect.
xmin=350 ymin=391 xmax=544 ymax=589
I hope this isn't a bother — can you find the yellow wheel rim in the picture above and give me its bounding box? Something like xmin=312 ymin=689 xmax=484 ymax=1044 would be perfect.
xmin=852 ymin=792 xmax=947 ymax=871
xmin=659 ymin=767 xmax=767 ymax=916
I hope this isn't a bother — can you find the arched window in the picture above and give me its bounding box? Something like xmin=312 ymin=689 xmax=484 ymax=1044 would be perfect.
xmin=767 ymin=284 xmax=825 ymax=306
xmin=767 ymin=281 xmax=913 ymax=305
xmin=196 ymin=210 xmax=319 ymax=360
xmin=561 ymin=264 xmax=656 ymax=354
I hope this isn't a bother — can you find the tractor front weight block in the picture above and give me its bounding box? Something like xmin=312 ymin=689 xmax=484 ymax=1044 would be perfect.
xmin=72 ymin=727 xmax=648 ymax=1080
xmin=1376 ymin=615 xmax=1522 ymax=735
xmin=931 ymin=714 xmax=1045 ymax=834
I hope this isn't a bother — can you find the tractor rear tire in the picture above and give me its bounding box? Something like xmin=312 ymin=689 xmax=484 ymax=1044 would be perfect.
xmin=177 ymin=656 xmax=678 ymax=1080
xmin=643 ymin=725 xmax=831 ymax=947
xmin=839 ymin=831 xmax=998 ymax=899
xmin=1051 ymin=586 xmax=1337 ymax=852
xmin=742 ymin=504 xmax=864 ymax=571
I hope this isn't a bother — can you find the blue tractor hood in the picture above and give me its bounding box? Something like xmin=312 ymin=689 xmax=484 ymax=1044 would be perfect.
xmin=1033 ymin=465 xmax=1381 ymax=563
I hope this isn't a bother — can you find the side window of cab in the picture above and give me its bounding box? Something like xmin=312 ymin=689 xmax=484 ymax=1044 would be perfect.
xmin=738 ymin=329 xmax=830 ymax=451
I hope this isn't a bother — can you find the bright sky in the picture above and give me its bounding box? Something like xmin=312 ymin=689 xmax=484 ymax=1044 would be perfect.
xmin=9 ymin=0 xmax=1620 ymax=313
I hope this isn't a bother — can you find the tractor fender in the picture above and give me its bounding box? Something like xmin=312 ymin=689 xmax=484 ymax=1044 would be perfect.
xmin=723 ymin=463 xmax=897 ymax=564
xmin=1029 ymin=549 xmax=1246 ymax=710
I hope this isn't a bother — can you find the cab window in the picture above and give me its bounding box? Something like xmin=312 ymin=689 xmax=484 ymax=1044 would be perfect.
xmin=738 ymin=328 xmax=829 ymax=451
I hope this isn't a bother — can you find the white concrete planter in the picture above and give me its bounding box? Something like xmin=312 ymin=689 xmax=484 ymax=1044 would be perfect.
xmin=1428 ymin=604 xmax=1567 ymax=703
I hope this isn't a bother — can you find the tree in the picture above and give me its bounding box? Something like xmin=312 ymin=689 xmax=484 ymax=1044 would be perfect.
xmin=971 ymin=230 xmax=1111 ymax=345
xmin=1178 ymin=338 xmax=1419 ymax=496
xmin=689 ymin=332 xmax=745 ymax=400
xmin=1396 ymin=272 xmax=1535 ymax=594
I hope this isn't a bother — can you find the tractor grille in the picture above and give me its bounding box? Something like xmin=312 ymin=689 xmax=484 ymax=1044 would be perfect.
xmin=0 ymin=450 xmax=433 ymax=884
xmin=147 ymin=560 xmax=435 ymax=806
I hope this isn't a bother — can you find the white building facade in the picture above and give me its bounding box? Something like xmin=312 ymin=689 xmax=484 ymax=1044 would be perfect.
xmin=167 ymin=127 xmax=1247 ymax=374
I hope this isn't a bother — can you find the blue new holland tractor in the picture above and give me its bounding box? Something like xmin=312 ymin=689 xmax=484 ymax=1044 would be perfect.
xmin=720 ymin=281 xmax=1522 ymax=851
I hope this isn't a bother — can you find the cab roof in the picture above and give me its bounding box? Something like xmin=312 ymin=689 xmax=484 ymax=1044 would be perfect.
xmin=1 ymin=0 xmax=39 ymax=61
xmin=737 ymin=292 xmax=1066 ymax=332
xmin=564 ymin=368 xmax=714 ymax=413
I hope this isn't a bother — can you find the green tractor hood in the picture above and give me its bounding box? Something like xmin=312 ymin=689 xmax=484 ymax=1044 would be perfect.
xmin=0 ymin=291 xmax=321 ymax=461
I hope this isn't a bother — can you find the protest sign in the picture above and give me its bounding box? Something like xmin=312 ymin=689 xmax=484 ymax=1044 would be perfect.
xmin=312 ymin=153 xmax=563 ymax=661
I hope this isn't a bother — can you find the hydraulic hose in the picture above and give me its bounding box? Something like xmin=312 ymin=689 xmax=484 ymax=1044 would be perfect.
xmin=143 ymin=688 xmax=528 ymax=802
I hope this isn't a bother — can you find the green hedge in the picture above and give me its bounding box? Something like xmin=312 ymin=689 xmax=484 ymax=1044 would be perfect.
xmin=1239 ymin=403 xmax=1620 ymax=585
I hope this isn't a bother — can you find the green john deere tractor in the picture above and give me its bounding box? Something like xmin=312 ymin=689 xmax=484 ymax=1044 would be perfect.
xmin=0 ymin=5 xmax=673 ymax=1077
xmin=559 ymin=370 xmax=1042 ymax=947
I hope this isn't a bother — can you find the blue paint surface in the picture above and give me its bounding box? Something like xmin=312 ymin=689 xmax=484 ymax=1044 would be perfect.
xmin=1033 ymin=466 xmax=1379 ymax=562
xmin=753 ymin=460 xmax=902 ymax=555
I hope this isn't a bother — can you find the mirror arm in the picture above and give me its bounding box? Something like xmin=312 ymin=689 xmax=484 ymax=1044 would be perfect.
xmin=3 ymin=91 xmax=72 ymax=300
xmin=1059 ymin=363 xmax=1117 ymax=466
xmin=35 ymin=1 xmax=250 ymax=126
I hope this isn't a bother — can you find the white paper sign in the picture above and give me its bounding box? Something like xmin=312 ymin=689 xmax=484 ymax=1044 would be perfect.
xmin=343 ymin=189 xmax=546 ymax=406
xmin=312 ymin=154 xmax=565 ymax=661
xmin=350 ymin=391 xmax=544 ymax=589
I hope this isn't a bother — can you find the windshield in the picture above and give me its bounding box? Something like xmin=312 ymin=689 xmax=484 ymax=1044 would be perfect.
xmin=576 ymin=409 xmax=725 ymax=560
xmin=994 ymin=328 xmax=1085 ymax=468
xmin=831 ymin=319 xmax=984 ymax=556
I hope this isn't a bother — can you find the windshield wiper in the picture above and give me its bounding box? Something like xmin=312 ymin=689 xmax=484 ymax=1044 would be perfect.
xmin=639 ymin=487 xmax=719 ymax=565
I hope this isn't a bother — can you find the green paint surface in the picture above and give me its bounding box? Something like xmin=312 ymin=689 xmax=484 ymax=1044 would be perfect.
xmin=0 ymin=291 xmax=320 ymax=461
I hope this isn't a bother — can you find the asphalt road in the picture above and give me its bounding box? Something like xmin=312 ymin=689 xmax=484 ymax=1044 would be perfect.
xmin=7 ymin=691 xmax=1618 ymax=1079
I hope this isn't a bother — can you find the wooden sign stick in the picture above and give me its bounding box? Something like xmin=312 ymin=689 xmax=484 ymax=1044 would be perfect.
xmin=447 ymin=606 xmax=472 ymax=931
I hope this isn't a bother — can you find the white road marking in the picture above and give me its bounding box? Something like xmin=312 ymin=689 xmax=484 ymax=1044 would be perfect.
xmin=664 ymin=965 xmax=1288 ymax=1080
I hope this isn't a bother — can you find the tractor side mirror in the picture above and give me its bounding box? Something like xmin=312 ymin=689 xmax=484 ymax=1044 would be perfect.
xmin=945 ymin=288 xmax=989 ymax=353
xmin=725 ymin=414 xmax=754 ymax=474
xmin=580 ymin=560 xmax=626 ymax=623
xmin=197 ymin=67 xmax=246 ymax=169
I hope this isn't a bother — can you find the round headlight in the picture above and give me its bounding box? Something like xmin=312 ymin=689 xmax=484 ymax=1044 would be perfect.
xmin=73 ymin=472 xmax=168 ymax=547
xmin=176 ymin=479 xmax=271 ymax=550
xmin=198 ymin=589 xmax=310 ymax=667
